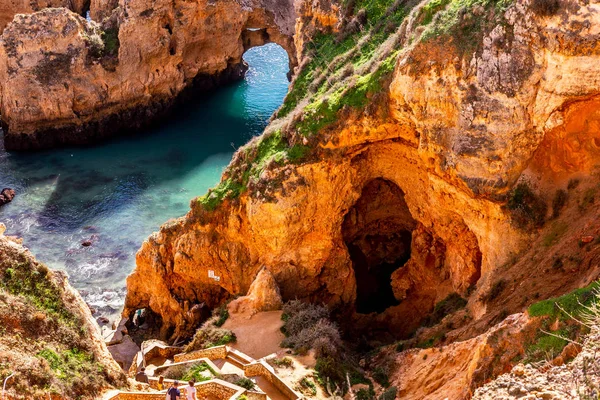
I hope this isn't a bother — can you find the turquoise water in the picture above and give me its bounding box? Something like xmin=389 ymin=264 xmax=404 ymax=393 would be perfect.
xmin=0 ymin=44 xmax=289 ymax=316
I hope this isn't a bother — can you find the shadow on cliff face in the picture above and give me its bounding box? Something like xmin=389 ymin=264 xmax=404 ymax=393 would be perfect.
xmin=339 ymin=177 xmax=482 ymax=342
xmin=342 ymin=178 xmax=416 ymax=314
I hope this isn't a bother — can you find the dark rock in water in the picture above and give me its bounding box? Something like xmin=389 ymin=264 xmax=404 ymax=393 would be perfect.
xmin=82 ymin=240 xmax=93 ymax=247
xmin=0 ymin=188 xmax=15 ymax=206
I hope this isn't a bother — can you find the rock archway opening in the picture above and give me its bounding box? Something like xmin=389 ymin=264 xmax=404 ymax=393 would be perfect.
xmin=241 ymin=13 xmax=297 ymax=76
xmin=343 ymin=178 xmax=417 ymax=314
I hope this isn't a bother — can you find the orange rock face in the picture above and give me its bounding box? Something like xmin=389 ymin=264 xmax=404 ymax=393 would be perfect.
xmin=389 ymin=313 xmax=537 ymax=400
xmin=228 ymin=268 xmax=283 ymax=315
xmin=123 ymin=0 xmax=600 ymax=346
xmin=0 ymin=0 xmax=85 ymax=32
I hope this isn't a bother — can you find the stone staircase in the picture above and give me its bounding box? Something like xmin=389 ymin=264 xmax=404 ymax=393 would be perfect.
xmin=106 ymin=344 xmax=303 ymax=400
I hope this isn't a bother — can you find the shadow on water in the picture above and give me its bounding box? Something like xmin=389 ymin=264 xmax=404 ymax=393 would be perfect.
xmin=0 ymin=44 xmax=290 ymax=315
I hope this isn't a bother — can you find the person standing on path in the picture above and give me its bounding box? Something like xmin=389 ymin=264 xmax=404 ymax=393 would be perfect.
xmin=167 ymin=381 xmax=181 ymax=400
xmin=135 ymin=367 xmax=149 ymax=384
xmin=186 ymin=380 xmax=197 ymax=400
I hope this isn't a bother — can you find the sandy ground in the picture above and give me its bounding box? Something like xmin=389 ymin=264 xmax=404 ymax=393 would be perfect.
xmin=222 ymin=310 xmax=285 ymax=359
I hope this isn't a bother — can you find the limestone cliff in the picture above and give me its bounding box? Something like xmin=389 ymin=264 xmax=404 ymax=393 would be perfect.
xmin=124 ymin=0 xmax=600 ymax=340
xmin=0 ymin=226 xmax=125 ymax=399
xmin=0 ymin=0 xmax=86 ymax=33
xmin=0 ymin=0 xmax=297 ymax=149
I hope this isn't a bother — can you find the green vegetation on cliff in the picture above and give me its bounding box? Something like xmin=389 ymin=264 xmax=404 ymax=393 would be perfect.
xmin=0 ymin=238 xmax=122 ymax=398
xmin=199 ymin=0 xmax=520 ymax=211
xmin=420 ymin=0 xmax=513 ymax=42
xmin=1 ymin=260 xmax=81 ymax=330
xmin=525 ymin=281 xmax=600 ymax=363
xmin=278 ymin=0 xmax=411 ymax=122
xmin=199 ymin=0 xmax=415 ymax=211
xmin=198 ymin=130 xmax=310 ymax=210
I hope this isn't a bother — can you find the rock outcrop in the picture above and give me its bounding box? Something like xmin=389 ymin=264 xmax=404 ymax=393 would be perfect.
xmin=474 ymin=330 xmax=600 ymax=399
xmin=0 ymin=228 xmax=125 ymax=398
xmin=228 ymin=268 xmax=283 ymax=315
xmin=0 ymin=0 xmax=86 ymax=33
xmin=387 ymin=313 xmax=538 ymax=400
xmin=0 ymin=188 xmax=15 ymax=206
xmin=0 ymin=0 xmax=297 ymax=149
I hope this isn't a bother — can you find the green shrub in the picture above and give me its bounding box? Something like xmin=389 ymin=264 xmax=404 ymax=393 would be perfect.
xmin=270 ymin=357 xmax=294 ymax=368
xmin=416 ymin=331 xmax=446 ymax=349
xmin=37 ymin=348 xmax=105 ymax=395
xmin=356 ymin=387 xmax=376 ymax=400
xmin=378 ymin=386 xmax=398 ymax=400
xmin=181 ymin=362 xmax=215 ymax=382
xmin=424 ymin=293 xmax=467 ymax=326
xmin=184 ymin=317 xmax=236 ymax=352
xmin=420 ymin=0 xmax=514 ymax=56
xmin=419 ymin=0 xmax=452 ymax=26
xmin=372 ymin=366 xmax=390 ymax=388
xmin=507 ymin=182 xmax=547 ymax=230
xmin=315 ymin=356 xmax=345 ymax=389
xmin=528 ymin=281 xmax=600 ymax=321
xmin=280 ymin=301 xmax=342 ymax=357
xmin=282 ymin=301 xmax=329 ymax=337
xmin=102 ymin=27 xmax=120 ymax=57
xmin=551 ymin=189 xmax=568 ymax=218
xmin=0 ymin=261 xmax=80 ymax=329
xmin=213 ymin=305 xmax=229 ymax=327
xmin=235 ymin=377 xmax=255 ymax=390
xmin=300 ymin=377 xmax=317 ymax=395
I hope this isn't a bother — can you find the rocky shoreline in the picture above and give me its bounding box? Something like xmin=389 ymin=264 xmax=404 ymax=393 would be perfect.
xmin=2 ymin=63 xmax=248 ymax=151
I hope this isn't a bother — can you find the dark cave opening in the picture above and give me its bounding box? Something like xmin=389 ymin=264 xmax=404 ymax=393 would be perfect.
xmin=343 ymin=178 xmax=417 ymax=314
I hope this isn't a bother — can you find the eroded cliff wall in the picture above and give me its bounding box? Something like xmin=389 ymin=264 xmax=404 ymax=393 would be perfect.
xmin=123 ymin=0 xmax=600 ymax=344
xmin=0 ymin=0 xmax=87 ymax=33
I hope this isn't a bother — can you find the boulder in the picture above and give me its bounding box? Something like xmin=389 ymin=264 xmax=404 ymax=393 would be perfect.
xmin=0 ymin=188 xmax=15 ymax=205
xmin=229 ymin=268 xmax=283 ymax=315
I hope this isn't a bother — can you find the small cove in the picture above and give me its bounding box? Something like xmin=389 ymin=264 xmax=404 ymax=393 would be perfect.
xmin=0 ymin=43 xmax=290 ymax=317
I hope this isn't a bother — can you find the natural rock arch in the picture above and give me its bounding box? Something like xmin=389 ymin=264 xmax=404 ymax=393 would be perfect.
xmin=0 ymin=0 xmax=299 ymax=149
xmin=241 ymin=9 xmax=298 ymax=74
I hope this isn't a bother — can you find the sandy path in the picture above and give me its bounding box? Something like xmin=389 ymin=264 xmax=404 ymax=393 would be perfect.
xmin=222 ymin=310 xmax=285 ymax=359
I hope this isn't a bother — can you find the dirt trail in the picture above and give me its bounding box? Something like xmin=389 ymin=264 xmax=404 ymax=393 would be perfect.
xmin=222 ymin=310 xmax=285 ymax=359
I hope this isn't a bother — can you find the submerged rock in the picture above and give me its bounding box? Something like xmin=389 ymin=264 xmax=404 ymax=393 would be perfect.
xmin=0 ymin=187 xmax=15 ymax=205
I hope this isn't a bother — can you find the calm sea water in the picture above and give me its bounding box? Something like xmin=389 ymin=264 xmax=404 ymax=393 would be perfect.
xmin=0 ymin=44 xmax=289 ymax=316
